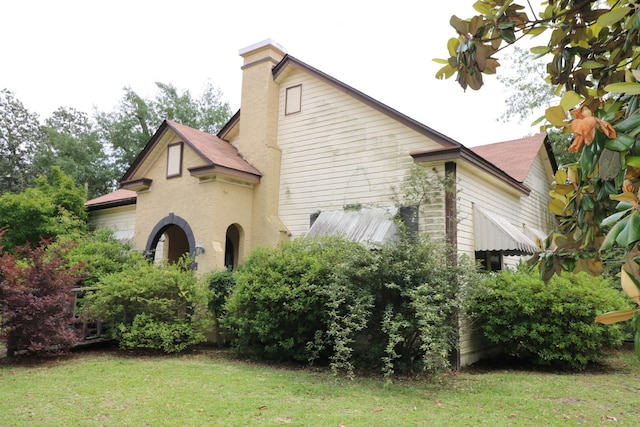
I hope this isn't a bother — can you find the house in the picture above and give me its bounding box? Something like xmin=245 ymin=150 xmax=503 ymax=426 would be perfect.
xmin=85 ymin=39 xmax=557 ymax=366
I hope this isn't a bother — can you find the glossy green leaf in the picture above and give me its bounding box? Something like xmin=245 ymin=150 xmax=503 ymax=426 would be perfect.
xmin=605 ymin=82 xmax=640 ymax=95
xmin=626 ymin=156 xmax=640 ymax=168
xmin=601 ymin=216 xmax=628 ymax=250
xmin=614 ymin=111 xmax=640 ymax=132
xmin=601 ymin=209 xmax=631 ymax=228
xmin=609 ymin=192 xmax=638 ymax=202
xmin=596 ymin=7 xmax=632 ymax=27
xmin=605 ymin=133 xmax=636 ymax=151
xmin=616 ymin=211 xmax=640 ymax=247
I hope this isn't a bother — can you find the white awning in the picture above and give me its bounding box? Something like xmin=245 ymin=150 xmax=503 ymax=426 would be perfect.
xmin=474 ymin=205 xmax=539 ymax=255
xmin=306 ymin=207 xmax=398 ymax=248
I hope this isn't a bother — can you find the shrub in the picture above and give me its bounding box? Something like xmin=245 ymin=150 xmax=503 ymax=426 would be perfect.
xmin=0 ymin=237 xmax=81 ymax=356
xmin=223 ymin=235 xmax=474 ymax=376
xmin=87 ymin=256 xmax=212 ymax=353
xmin=467 ymin=267 xmax=630 ymax=370
xmin=223 ymin=237 xmax=367 ymax=364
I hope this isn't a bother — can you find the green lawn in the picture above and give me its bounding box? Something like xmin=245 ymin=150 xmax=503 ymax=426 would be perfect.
xmin=0 ymin=344 xmax=638 ymax=426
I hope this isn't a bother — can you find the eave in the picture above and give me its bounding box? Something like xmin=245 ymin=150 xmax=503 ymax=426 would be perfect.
xmin=188 ymin=164 xmax=261 ymax=184
xmin=121 ymin=178 xmax=153 ymax=191
xmin=411 ymin=146 xmax=531 ymax=196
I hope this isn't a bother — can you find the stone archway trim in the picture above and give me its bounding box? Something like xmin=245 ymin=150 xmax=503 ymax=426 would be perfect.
xmin=145 ymin=212 xmax=197 ymax=256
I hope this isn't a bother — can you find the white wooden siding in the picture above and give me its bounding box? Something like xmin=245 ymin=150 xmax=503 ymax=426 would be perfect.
xmin=90 ymin=205 xmax=136 ymax=241
xmin=276 ymin=69 xmax=445 ymax=237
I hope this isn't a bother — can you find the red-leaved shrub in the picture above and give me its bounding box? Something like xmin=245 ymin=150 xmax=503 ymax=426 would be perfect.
xmin=0 ymin=236 xmax=81 ymax=356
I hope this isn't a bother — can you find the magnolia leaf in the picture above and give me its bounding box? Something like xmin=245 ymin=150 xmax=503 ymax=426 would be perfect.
xmin=473 ymin=1 xmax=492 ymax=15
xmin=601 ymin=209 xmax=631 ymax=228
xmin=545 ymin=105 xmax=567 ymax=127
xmin=555 ymin=169 xmax=568 ymax=184
xmin=614 ymin=111 xmax=640 ymax=132
xmin=435 ymin=64 xmax=456 ymax=80
xmin=524 ymin=26 xmax=547 ymax=37
xmin=530 ymin=46 xmax=551 ymax=55
xmin=560 ymin=91 xmax=582 ymax=112
xmin=596 ymin=6 xmax=632 ymax=28
xmin=601 ymin=217 xmax=628 ymax=251
xmin=595 ymin=309 xmax=638 ymax=324
xmin=552 ymin=184 xmax=575 ymax=196
xmin=605 ymin=133 xmax=636 ymax=151
xmin=626 ymin=156 xmax=640 ymax=168
xmin=599 ymin=149 xmax=620 ymax=180
xmin=549 ymin=198 xmax=570 ymax=216
xmin=433 ymin=58 xmax=449 ymax=65
xmin=450 ymin=15 xmax=470 ymax=35
xmin=447 ymin=38 xmax=460 ymax=57
xmin=609 ymin=191 xmax=638 ymax=203
xmin=633 ymin=69 xmax=640 ymax=81
xmin=616 ymin=211 xmax=640 ymax=247
xmin=581 ymin=60 xmax=605 ymax=69
xmin=621 ymin=266 xmax=640 ymax=299
xmin=605 ymin=82 xmax=640 ymax=95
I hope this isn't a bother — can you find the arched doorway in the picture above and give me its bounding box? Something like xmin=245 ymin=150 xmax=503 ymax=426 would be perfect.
xmin=146 ymin=213 xmax=196 ymax=264
xmin=224 ymin=224 xmax=242 ymax=270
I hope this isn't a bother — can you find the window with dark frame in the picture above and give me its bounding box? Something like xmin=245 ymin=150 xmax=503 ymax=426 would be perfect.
xmin=475 ymin=251 xmax=503 ymax=271
xmin=285 ymin=84 xmax=302 ymax=115
xmin=166 ymin=142 xmax=183 ymax=178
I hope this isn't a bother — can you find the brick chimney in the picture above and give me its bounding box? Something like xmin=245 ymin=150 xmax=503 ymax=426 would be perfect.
xmin=238 ymin=39 xmax=290 ymax=247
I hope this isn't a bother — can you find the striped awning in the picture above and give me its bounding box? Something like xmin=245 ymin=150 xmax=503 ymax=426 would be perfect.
xmin=306 ymin=207 xmax=398 ymax=248
xmin=474 ymin=205 xmax=539 ymax=255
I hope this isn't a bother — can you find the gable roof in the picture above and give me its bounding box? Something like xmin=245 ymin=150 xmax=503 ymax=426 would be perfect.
xmin=122 ymin=119 xmax=261 ymax=184
xmin=470 ymin=134 xmax=556 ymax=183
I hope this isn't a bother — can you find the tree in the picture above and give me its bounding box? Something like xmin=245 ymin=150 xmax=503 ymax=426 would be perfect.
xmin=0 ymin=167 xmax=87 ymax=251
xmin=95 ymin=82 xmax=232 ymax=175
xmin=0 ymin=89 xmax=42 ymax=193
xmin=34 ymin=107 xmax=118 ymax=199
xmin=436 ymin=0 xmax=640 ymax=353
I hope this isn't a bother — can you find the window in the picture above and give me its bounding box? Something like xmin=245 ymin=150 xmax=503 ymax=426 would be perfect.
xmin=167 ymin=143 xmax=183 ymax=178
xmin=475 ymin=251 xmax=502 ymax=271
xmin=285 ymin=84 xmax=302 ymax=115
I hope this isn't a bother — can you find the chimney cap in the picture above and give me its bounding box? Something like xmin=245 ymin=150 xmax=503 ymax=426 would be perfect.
xmin=238 ymin=39 xmax=287 ymax=57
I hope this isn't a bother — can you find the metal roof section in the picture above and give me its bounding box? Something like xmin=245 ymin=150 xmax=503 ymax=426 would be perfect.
xmin=473 ymin=204 xmax=539 ymax=255
xmin=306 ymin=206 xmax=398 ymax=248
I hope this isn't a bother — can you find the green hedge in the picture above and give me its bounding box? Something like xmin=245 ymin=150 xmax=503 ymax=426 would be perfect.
xmin=467 ymin=268 xmax=630 ymax=370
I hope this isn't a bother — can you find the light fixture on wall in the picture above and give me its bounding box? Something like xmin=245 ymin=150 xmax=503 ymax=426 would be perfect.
xmin=195 ymin=243 xmax=205 ymax=256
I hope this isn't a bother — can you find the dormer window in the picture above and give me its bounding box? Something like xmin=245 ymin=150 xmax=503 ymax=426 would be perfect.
xmin=285 ymin=84 xmax=302 ymax=115
xmin=167 ymin=142 xmax=183 ymax=178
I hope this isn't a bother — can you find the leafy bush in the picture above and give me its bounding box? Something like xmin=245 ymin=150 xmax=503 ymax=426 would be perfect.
xmin=87 ymin=257 xmax=212 ymax=353
xmin=467 ymin=267 xmax=630 ymax=370
xmin=0 ymin=237 xmax=81 ymax=356
xmin=224 ymin=237 xmax=366 ymax=363
xmin=61 ymin=229 xmax=141 ymax=287
xmin=223 ymin=235 xmax=474 ymax=376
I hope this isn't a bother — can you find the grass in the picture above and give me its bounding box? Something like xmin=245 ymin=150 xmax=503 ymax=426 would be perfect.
xmin=0 ymin=344 xmax=639 ymax=426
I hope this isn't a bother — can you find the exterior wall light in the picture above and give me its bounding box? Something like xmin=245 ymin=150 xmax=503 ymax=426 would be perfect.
xmin=195 ymin=243 xmax=205 ymax=256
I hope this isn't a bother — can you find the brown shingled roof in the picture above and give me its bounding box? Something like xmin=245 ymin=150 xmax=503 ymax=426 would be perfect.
xmin=85 ymin=188 xmax=137 ymax=209
xmin=165 ymin=120 xmax=261 ymax=176
xmin=470 ymin=134 xmax=547 ymax=183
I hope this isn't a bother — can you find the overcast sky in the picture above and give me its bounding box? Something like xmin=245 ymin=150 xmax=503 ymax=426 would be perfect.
xmin=1 ymin=0 xmax=543 ymax=147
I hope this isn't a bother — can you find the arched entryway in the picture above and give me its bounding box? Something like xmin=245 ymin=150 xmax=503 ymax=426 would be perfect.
xmin=224 ymin=224 xmax=243 ymax=270
xmin=145 ymin=213 xmax=196 ymax=264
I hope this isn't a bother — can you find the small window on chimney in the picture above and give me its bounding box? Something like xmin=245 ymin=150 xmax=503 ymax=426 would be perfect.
xmin=167 ymin=142 xmax=183 ymax=178
xmin=285 ymin=84 xmax=302 ymax=115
